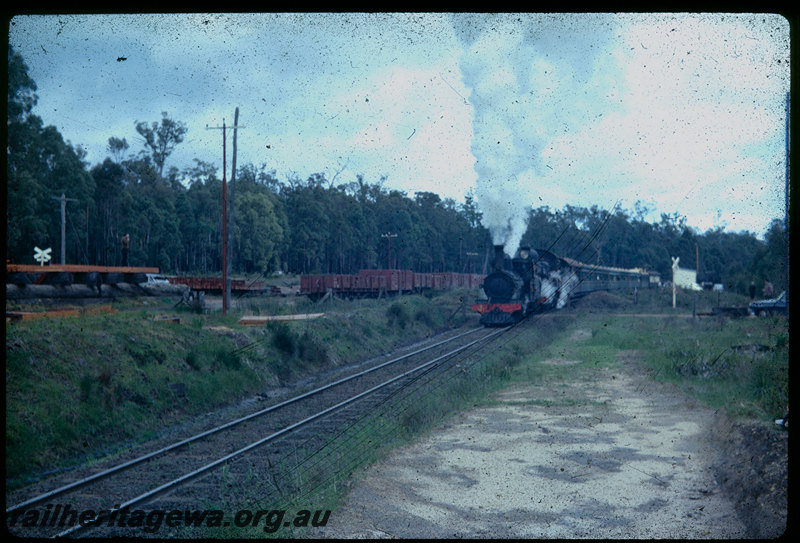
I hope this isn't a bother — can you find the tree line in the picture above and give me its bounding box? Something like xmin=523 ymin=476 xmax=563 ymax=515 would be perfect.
xmin=7 ymin=46 xmax=788 ymax=297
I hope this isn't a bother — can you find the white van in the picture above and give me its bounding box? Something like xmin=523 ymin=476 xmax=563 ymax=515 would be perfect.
xmin=144 ymin=274 xmax=171 ymax=286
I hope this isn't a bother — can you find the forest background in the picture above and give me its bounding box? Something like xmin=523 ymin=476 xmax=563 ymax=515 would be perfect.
xmin=7 ymin=46 xmax=789 ymax=297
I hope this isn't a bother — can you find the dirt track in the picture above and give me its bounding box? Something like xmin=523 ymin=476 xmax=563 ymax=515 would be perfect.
xmin=313 ymin=344 xmax=787 ymax=538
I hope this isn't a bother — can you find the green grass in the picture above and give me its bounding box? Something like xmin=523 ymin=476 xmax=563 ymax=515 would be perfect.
xmin=542 ymin=307 xmax=789 ymax=421
xmin=6 ymin=312 xmax=257 ymax=482
xmin=5 ymin=290 xmax=479 ymax=485
xmin=7 ymin=286 xmax=787 ymax=534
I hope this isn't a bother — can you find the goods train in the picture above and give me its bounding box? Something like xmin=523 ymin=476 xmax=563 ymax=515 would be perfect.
xmin=472 ymin=245 xmax=659 ymax=326
xmin=300 ymin=269 xmax=484 ymax=300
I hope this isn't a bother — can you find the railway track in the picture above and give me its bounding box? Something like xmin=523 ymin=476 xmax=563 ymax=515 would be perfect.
xmin=6 ymin=324 xmax=508 ymax=538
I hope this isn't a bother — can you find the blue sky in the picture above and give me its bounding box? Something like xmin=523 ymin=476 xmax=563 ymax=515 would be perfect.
xmin=8 ymin=12 xmax=790 ymax=247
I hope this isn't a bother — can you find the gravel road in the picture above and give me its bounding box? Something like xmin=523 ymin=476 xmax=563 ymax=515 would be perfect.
xmin=312 ymin=342 xmax=787 ymax=538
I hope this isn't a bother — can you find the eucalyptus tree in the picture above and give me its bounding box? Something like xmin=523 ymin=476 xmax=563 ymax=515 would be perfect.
xmin=106 ymin=137 xmax=130 ymax=164
xmin=281 ymin=175 xmax=331 ymax=274
xmin=89 ymin=159 xmax=132 ymax=265
xmin=7 ymin=46 xmax=94 ymax=264
xmin=178 ymin=160 xmax=222 ymax=273
xmin=7 ymin=45 xmax=37 ymax=122
xmin=134 ymin=112 xmax=188 ymax=181
xmin=231 ymin=164 xmax=286 ymax=274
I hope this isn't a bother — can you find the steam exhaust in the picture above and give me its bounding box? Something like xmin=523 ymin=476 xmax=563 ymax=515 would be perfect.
xmin=494 ymin=245 xmax=505 ymax=271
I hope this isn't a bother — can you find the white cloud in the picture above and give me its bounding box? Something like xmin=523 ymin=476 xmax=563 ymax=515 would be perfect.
xmin=9 ymin=12 xmax=789 ymax=239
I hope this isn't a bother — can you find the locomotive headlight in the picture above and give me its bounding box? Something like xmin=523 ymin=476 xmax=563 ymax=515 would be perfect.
xmin=519 ymin=249 xmax=529 ymax=260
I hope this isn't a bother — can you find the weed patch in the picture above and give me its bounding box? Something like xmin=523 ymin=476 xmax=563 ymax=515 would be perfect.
xmin=386 ymin=302 xmax=410 ymax=329
xmin=270 ymin=322 xmax=297 ymax=356
xmin=569 ymin=313 xmax=789 ymax=421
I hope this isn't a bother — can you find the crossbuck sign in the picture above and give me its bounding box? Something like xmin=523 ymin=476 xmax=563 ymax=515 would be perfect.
xmin=34 ymin=246 xmax=52 ymax=266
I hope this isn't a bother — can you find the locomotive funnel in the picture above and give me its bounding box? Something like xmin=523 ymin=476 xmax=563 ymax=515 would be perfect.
xmin=493 ymin=245 xmax=505 ymax=271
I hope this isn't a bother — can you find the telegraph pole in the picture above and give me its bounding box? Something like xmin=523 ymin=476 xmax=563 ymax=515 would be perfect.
xmin=466 ymin=252 xmax=478 ymax=274
xmin=207 ymin=113 xmax=244 ymax=315
xmin=671 ymin=257 xmax=679 ymax=309
xmin=51 ymin=193 xmax=78 ymax=264
xmin=381 ymin=233 xmax=397 ymax=269
xmin=695 ymin=242 xmax=699 ymax=280
xmin=228 ymin=107 xmax=240 ymax=313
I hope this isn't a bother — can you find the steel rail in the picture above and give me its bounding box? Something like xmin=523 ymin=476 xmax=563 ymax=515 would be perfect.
xmin=54 ymin=327 xmax=505 ymax=538
xmin=6 ymin=326 xmax=485 ymax=515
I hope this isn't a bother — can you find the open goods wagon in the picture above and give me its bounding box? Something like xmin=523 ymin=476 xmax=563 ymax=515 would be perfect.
xmin=300 ymin=269 xmax=485 ymax=299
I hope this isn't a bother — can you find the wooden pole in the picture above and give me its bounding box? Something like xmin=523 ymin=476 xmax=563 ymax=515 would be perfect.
xmin=59 ymin=194 xmax=66 ymax=264
xmin=671 ymin=256 xmax=679 ymax=309
xmin=695 ymin=242 xmax=699 ymax=279
xmin=222 ymin=119 xmax=227 ymax=314
xmin=51 ymin=193 xmax=78 ymax=264
xmin=207 ymin=115 xmax=244 ymax=315
xmin=227 ymin=107 xmax=240 ymax=311
xmin=382 ymin=233 xmax=397 ymax=269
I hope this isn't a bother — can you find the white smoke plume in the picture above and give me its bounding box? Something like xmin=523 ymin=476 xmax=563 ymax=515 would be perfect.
xmin=454 ymin=14 xmax=619 ymax=257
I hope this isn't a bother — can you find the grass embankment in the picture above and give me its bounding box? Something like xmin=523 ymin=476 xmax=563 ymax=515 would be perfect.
xmin=243 ymin=288 xmax=788 ymax=537
xmin=579 ymin=312 xmax=788 ymax=421
xmin=514 ymin=288 xmax=788 ymax=420
xmin=5 ymin=290 xmax=476 ymax=486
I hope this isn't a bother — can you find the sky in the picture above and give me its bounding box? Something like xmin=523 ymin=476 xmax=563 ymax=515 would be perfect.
xmin=8 ymin=12 xmax=791 ymax=252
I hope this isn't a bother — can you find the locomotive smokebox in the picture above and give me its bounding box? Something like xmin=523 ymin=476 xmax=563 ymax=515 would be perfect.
xmin=493 ymin=245 xmax=505 ymax=271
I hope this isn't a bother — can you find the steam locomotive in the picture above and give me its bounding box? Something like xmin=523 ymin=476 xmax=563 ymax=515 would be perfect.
xmin=472 ymin=245 xmax=658 ymax=326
